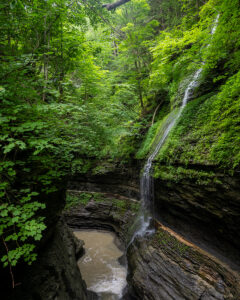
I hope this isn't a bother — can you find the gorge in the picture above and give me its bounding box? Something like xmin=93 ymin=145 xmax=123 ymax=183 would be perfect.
xmin=1 ymin=0 xmax=240 ymax=299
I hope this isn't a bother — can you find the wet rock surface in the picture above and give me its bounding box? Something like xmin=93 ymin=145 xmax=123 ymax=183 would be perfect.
xmin=64 ymin=194 xmax=139 ymax=300
xmin=63 ymin=191 xmax=240 ymax=300
xmin=66 ymin=167 xmax=240 ymax=300
xmin=69 ymin=166 xmax=240 ymax=267
xmin=62 ymin=190 xmax=240 ymax=300
xmin=127 ymin=224 xmax=240 ymax=300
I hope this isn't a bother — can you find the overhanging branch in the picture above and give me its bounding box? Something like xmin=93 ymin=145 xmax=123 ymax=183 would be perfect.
xmin=102 ymin=0 xmax=131 ymax=10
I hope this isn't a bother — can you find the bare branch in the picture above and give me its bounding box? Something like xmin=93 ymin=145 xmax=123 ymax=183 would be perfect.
xmin=2 ymin=237 xmax=15 ymax=289
xmin=103 ymin=0 xmax=131 ymax=11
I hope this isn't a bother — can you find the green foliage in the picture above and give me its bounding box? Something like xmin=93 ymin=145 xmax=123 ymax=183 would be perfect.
xmin=136 ymin=104 xmax=172 ymax=159
xmin=154 ymin=70 xmax=240 ymax=172
xmin=0 ymin=0 xmax=111 ymax=271
xmin=149 ymin=0 xmax=183 ymax=29
xmin=136 ymin=0 xmax=240 ymax=180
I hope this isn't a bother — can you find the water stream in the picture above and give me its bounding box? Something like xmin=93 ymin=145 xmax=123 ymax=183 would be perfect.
xmin=129 ymin=15 xmax=220 ymax=244
xmin=74 ymin=230 xmax=127 ymax=300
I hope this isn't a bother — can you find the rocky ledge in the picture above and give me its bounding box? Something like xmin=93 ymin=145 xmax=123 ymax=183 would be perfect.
xmin=127 ymin=222 xmax=240 ymax=300
xmin=64 ymin=190 xmax=139 ymax=244
xmin=68 ymin=163 xmax=141 ymax=200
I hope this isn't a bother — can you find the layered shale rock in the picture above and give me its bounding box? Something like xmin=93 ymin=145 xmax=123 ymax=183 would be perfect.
xmin=154 ymin=167 xmax=240 ymax=264
xmin=64 ymin=191 xmax=139 ymax=244
xmin=127 ymin=223 xmax=240 ymax=300
xmin=69 ymin=163 xmax=140 ymax=200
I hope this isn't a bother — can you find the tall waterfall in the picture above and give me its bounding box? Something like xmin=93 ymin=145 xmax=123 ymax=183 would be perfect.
xmin=129 ymin=15 xmax=220 ymax=244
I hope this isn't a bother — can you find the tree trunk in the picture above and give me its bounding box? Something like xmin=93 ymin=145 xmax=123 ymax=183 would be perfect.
xmin=59 ymin=21 xmax=64 ymax=98
xmin=151 ymin=100 xmax=163 ymax=126
xmin=43 ymin=15 xmax=47 ymax=101
xmin=134 ymin=60 xmax=144 ymax=110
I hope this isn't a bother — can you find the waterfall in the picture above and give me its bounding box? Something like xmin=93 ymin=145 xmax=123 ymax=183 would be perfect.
xmin=128 ymin=14 xmax=220 ymax=245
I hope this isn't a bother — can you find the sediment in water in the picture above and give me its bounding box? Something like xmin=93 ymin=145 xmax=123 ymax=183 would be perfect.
xmin=74 ymin=230 xmax=127 ymax=300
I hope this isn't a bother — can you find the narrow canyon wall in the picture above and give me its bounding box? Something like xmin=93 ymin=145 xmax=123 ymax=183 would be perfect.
xmin=69 ymin=167 xmax=240 ymax=300
xmin=2 ymin=219 xmax=87 ymax=300
xmin=127 ymin=225 xmax=240 ymax=300
xmin=69 ymin=163 xmax=140 ymax=200
xmin=1 ymin=187 xmax=88 ymax=300
xmin=153 ymin=166 xmax=240 ymax=264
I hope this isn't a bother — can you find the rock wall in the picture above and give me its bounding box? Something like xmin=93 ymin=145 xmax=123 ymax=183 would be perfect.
xmin=153 ymin=168 xmax=240 ymax=265
xmin=69 ymin=164 xmax=140 ymax=200
xmin=127 ymin=223 xmax=240 ymax=300
xmin=64 ymin=194 xmax=138 ymax=245
xmin=3 ymin=219 xmax=87 ymax=300
xmin=67 ymin=166 xmax=240 ymax=300
xmin=1 ymin=186 xmax=88 ymax=300
xmin=69 ymin=165 xmax=240 ymax=264
xmin=64 ymin=195 xmax=139 ymax=299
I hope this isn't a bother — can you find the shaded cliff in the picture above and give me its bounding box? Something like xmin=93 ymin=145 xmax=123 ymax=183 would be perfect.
xmin=69 ymin=162 xmax=140 ymax=200
xmin=1 ymin=188 xmax=88 ymax=300
xmin=6 ymin=219 xmax=87 ymax=300
xmin=153 ymin=165 xmax=240 ymax=266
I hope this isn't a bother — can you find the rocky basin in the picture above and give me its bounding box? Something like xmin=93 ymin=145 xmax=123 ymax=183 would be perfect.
xmin=64 ymin=190 xmax=240 ymax=300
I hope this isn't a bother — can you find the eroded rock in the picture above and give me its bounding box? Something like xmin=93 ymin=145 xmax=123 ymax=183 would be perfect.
xmin=127 ymin=224 xmax=240 ymax=300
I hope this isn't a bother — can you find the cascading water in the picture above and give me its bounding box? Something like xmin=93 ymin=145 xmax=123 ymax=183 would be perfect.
xmin=129 ymin=14 xmax=220 ymax=245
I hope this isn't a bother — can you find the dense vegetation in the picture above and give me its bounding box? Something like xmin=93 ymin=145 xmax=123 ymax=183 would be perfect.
xmin=0 ymin=0 xmax=239 ymax=284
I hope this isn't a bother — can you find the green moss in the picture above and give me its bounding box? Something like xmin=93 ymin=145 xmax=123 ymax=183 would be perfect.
xmin=150 ymin=71 xmax=240 ymax=179
xmin=92 ymin=162 xmax=116 ymax=175
xmin=65 ymin=192 xmax=93 ymax=210
xmin=71 ymin=159 xmax=93 ymax=175
xmin=156 ymin=229 xmax=189 ymax=256
xmin=130 ymin=202 xmax=141 ymax=212
xmin=136 ymin=104 xmax=172 ymax=159
xmin=111 ymin=198 xmax=140 ymax=215
xmin=154 ymin=165 xmax=219 ymax=185
xmin=65 ymin=191 xmax=140 ymax=213
xmin=135 ymin=121 xmax=160 ymax=159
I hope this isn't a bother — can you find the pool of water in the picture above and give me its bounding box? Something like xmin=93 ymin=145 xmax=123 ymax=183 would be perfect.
xmin=74 ymin=230 xmax=127 ymax=300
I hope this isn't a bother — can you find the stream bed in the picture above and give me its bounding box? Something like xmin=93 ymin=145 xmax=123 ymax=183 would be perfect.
xmin=74 ymin=230 xmax=127 ymax=300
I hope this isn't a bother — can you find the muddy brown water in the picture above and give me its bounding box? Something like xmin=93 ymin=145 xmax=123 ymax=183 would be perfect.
xmin=74 ymin=230 xmax=127 ymax=300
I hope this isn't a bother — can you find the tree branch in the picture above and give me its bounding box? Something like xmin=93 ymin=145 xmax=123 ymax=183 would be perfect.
xmin=152 ymin=100 xmax=163 ymax=126
xmin=2 ymin=237 xmax=15 ymax=289
xmin=103 ymin=0 xmax=131 ymax=11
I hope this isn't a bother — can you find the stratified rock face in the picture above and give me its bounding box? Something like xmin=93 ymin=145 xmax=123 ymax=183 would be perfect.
xmin=127 ymin=225 xmax=240 ymax=300
xmin=5 ymin=220 xmax=87 ymax=300
xmin=64 ymin=197 xmax=137 ymax=244
xmin=154 ymin=170 xmax=240 ymax=262
xmin=69 ymin=164 xmax=140 ymax=200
